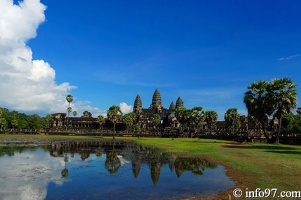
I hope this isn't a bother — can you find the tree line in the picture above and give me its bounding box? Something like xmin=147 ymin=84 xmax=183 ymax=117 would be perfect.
xmin=0 ymin=77 xmax=299 ymax=144
xmin=102 ymin=77 xmax=300 ymax=143
xmin=0 ymin=108 xmax=52 ymax=130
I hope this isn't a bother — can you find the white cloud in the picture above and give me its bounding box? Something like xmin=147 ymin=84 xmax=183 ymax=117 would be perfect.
xmin=71 ymin=101 xmax=106 ymax=118
xmin=119 ymin=102 xmax=133 ymax=114
xmin=0 ymin=0 xmax=101 ymax=116
xmin=277 ymin=54 xmax=300 ymax=61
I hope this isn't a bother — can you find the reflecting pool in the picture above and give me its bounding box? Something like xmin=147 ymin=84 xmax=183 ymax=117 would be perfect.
xmin=0 ymin=141 xmax=235 ymax=200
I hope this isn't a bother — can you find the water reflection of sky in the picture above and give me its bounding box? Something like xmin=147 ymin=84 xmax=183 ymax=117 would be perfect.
xmin=0 ymin=147 xmax=235 ymax=200
xmin=0 ymin=148 xmax=66 ymax=200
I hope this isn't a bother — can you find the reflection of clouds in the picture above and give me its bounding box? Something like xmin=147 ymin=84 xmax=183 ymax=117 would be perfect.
xmin=0 ymin=148 xmax=66 ymax=200
xmin=117 ymin=155 xmax=130 ymax=166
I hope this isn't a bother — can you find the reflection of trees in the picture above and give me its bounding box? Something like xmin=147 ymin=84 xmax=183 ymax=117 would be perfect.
xmin=174 ymin=157 xmax=217 ymax=178
xmin=80 ymin=152 xmax=90 ymax=160
xmin=1 ymin=141 xmax=219 ymax=185
xmin=105 ymin=151 xmax=121 ymax=175
xmin=61 ymin=153 xmax=69 ymax=177
xmin=0 ymin=146 xmax=40 ymax=157
xmin=105 ymin=141 xmax=121 ymax=175
xmin=95 ymin=148 xmax=103 ymax=157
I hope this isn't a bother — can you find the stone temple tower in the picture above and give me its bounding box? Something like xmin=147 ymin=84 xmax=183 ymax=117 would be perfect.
xmin=149 ymin=88 xmax=163 ymax=111
xmin=175 ymin=97 xmax=184 ymax=109
xmin=133 ymin=94 xmax=142 ymax=113
xmin=169 ymin=101 xmax=175 ymax=111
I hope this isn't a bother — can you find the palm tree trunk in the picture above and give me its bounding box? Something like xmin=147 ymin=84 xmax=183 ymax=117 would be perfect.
xmin=113 ymin=123 xmax=116 ymax=140
xmin=275 ymin=117 xmax=282 ymax=144
xmin=261 ymin=121 xmax=274 ymax=143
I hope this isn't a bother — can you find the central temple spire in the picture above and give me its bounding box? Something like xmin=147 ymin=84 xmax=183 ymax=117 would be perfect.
xmin=150 ymin=88 xmax=163 ymax=111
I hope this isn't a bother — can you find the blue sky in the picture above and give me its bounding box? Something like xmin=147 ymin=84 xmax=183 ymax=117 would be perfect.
xmin=1 ymin=0 xmax=300 ymax=119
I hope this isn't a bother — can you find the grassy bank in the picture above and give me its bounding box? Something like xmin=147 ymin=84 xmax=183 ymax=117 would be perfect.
xmin=1 ymin=134 xmax=300 ymax=197
xmin=128 ymin=137 xmax=301 ymax=193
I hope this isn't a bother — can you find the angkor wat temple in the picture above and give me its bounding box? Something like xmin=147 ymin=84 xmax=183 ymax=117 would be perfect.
xmin=49 ymin=89 xmax=183 ymax=131
xmin=133 ymin=88 xmax=184 ymax=129
xmin=50 ymin=111 xmax=99 ymax=130
xmin=47 ymin=88 xmax=270 ymax=138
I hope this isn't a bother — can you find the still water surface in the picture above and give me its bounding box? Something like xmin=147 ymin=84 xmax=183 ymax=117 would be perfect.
xmin=0 ymin=141 xmax=235 ymax=200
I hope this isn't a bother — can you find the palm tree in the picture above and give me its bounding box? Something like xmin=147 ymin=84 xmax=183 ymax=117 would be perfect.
xmin=66 ymin=94 xmax=73 ymax=105
xmin=67 ymin=106 xmax=72 ymax=128
xmin=61 ymin=153 xmax=69 ymax=177
xmin=224 ymin=108 xmax=241 ymax=135
xmin=105 ymin=142 xmax=121 ymax=175
xmin=268 ymin=78 xmax=298 ymax=143
xmin=107 ymin=105 xmax=123 ymax=140
xmin=0 ymin=118 xmax=7 ymax=131
xmin=204 ymin=111 xmax=218 ymax=133
xmin=66 ymin=94 xmax=73 ymax=129
xmin=123 ymin=112 xmax=136 ymax=133
xmin=175 ymin=107 xmax=193 ymax=137
xmin=244 ymin=80 xmax=274 ymax=143
xmin=189 ymin=107 xmax=205 ymax=137
xmin=97 ymin=115 xmax=105 ymax=130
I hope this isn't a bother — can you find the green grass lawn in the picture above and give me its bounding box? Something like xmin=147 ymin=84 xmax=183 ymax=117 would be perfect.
xmin=1 ymin=134 xmax=300 ymax=193
xmin=126 ymin=137 xmax=301 ymax=192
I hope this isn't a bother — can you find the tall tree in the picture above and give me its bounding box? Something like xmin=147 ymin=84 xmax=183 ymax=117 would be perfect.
xmin=204 ymin=111 xmax=218 ymax=132
xmin=107 ymin=105 xmax=123 ymax=140
xmin=175 ymin=107 xmax=191 ymax=137
xmin=97 ymin=115 xmax=105 ymax=130
xmin=175 ymin=107 xmax=189 ymax=127
xmin=189 ymin=107 xmax=205 ymax=136
xmin=0 ymin=118 xmax=7 ymax=131
xmin=268 ymin=78 xmax=298 ymax=143
xmin=175 ymin=106 xmax=205 ymax=137
xmin=123 ymin=112 xmax=136 ymax=133
xmin=243 ymin=78 xmax=298 ymax=143
xmin=0 ymin=109 xmax=5 ymax=131
xmin=224 ymin=108 xmax=241 ymax=134
xmin=244 ymin=80 xmax=274 ymax=142
xmin=282 ymin=113 xmax=301 ymax=134
xmin=66 ymin=94 xmax=73 ymax=129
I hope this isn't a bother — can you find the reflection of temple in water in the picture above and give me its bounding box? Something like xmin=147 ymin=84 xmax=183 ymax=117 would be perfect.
xmin=49 ymin=140 xmax=132 ymax=159
xmin=48 ymin=140 xmax=217 ymax=185
xmin=150 ymin=162 xmax=162 ymax=186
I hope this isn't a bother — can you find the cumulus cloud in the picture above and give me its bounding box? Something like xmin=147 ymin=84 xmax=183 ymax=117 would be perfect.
xmin=119 ymin=102 xmax=133 ymax=114
xmin=71 ymin=101 xmax=106 ymax=118
xmin=0 ymin=0 xmax=104 ymax=116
